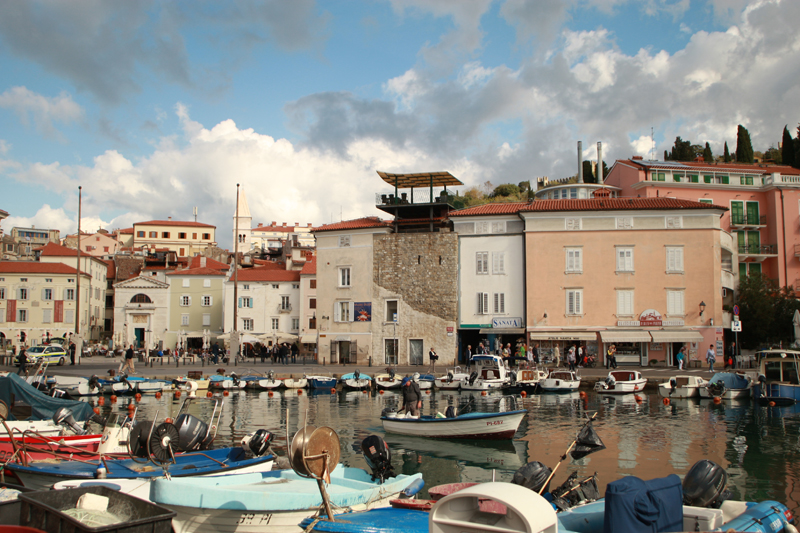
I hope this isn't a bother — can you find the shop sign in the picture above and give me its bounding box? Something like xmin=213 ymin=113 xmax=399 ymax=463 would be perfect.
xmin=492 ymin=317 xmax=522 ymax=328
xmin=617 ymin=309 xmax=684 ymax=327
xmin=446 ymin=327 xmax=454 ymax=332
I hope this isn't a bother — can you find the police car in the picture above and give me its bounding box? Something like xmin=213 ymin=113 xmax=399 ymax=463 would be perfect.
xmin=17 ymin=345 xmax=69 ymax=366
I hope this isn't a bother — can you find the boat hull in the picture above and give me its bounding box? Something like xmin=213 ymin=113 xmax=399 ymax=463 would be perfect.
xmin=657 ymin=384 xmax=699 ymax=398
xmin=282 ymin=378 xmax=308 ymax=389
xmin=381 ymin=410 xmax=526 ymax=440
xmin=698 ymin=387 xmax=750 ymax=399
xmin=308 ymin=377 xmax=337 ymax=389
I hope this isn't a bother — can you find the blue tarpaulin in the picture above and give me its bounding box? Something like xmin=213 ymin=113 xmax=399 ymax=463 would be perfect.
xmin=0 ymin=373 xmax=94 ymax=421
xmin=603 ymin=474 xmax=683 ymax=533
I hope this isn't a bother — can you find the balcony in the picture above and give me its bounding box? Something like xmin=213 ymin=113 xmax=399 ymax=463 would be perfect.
xmin=278 ymin=304 xmax=292 ymax=314
xmin=730 ymin=214 xmax=767 ymax=229
xmin=738 ymin=244 xmax=777 ymax=262
xmin=375 ymin=188 xmax=455 ymax=207
xmin=721 ymin=270 xmax=735 ymax=291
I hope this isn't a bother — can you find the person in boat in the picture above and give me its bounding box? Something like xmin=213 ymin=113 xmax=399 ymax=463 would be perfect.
xmin=399 ymin=376 xmax=422 ymax=417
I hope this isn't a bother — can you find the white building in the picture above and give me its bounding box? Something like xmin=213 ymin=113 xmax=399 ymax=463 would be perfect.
xmin=112 ymin=275 xmax=170 ymax=350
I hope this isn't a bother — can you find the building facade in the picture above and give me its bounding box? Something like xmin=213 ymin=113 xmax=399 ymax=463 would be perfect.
xmin=298 ymin=256 xmax=318 ymax=357
xmin=132 ymin=219 xmax=217 ymax=257
xmin=166 ymin=265 xmax=227 ymax=351
xmin=9 ymin=227 xmax=60 ymax=260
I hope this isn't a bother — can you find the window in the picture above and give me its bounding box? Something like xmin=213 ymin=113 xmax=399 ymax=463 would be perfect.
xmin=18 ymin=309 xmax=27 ymax=322
xmin=238 ymin=297 xmax=253 ymax=308
xmin=18 ymin=288 xmax=28 ymax=300
xmin=616 ymin=247 xmax=634 ymax=272
xmin=181 ymin=314 xmax=190 ymax=326
xmin=281 ymin=296 xmax=290 ymax=310
xmin=477 ymin=292 xmax=489 ymax=314
xmin=179 ymin=232 xmax=187 ymax=239
xmin=492 ymin=252 xmax=505 ymax=274
xmin=130 ymin=293 xmax=150 ymax=303
xmin=336 ymin=301 xmax=353 ymax=322
xmin=272 ymin=318 xmax=279 ymax=330
xmin=291 ymin=318 xmax=299 ymax=331
xmin=137 ymin=231 xmax=145 ymax=238
xmin=566 ymin=289 xmax=583 ymax=315
xmin=309 ymin=316 xmax=317 ymax=329
xmin=149 ymin=231 xmax=157 ymax=238
xmin=0 ymin=288 xmax=4 ymax=299
xmin=666 ymin=290 xmax=685 ymax=315
xmin=203 ymin=279 xmax=211 ymax=288
xmin=192 ymin=233 xmax=197 ymax=239
xmin=292 ymin=284 xmax=299 ymax=289
xmin=202 ymin=313 xmax=211 ymax=326
xmin=310 ymin=279 xmax=316 ymax=289
xmin=386 ymin=300 xmax=398 ymax=322
xmin=202 ymin=296 xmax=212 ymax=306
xmin=565 ymin=248 xmax=582 ymax=273
xmin=65 ymin=288 xmax=75 ymax=301
xmin=45 ymin=278 xmax=52 ymax=283
xmin=476 ymin=221 xmax=489 ymax=234
xmin=493 ymin=293 xmax=505 ymax=314
xmin=182 ymin=278 xmax=190 ymax=288
xmin=666 ymin=247 xmax=684 ymax=273
xmin=238 ymin=234 xmax=246 ymax=243
xmin=616 ymin=290 xmax=634 ymax=316
xmin=338 ymin=235 xmax=351 ymax=247
xmin=476 ymin=252 xmax=489 ymax=274
xmin=242 ymin=284 xmax=249 ymax=290
xmin=180 ymin=295 xmax=191 ymax=306
xmin=242 ymin=318 xmax=254 ymax=331
xmin=42 ymin=309 xmax=52 ymax=323
xmin=65 ymin=309 xmax=74 ymax=323
xmin=202 ymin=233 xmax=211 ymax=240
xmin=85 ymin=245 xmax=92 ymax=252
xmin=339 ymin=267 xmax=351 ymax=287
xmin=699 ymin=199 xmax=713 ymax=204
xmin=104 ymin=246 xmax=109 ymax=252
xmin=42 ymin=288 xmax=53 ymax=300
xmin=309 ymin=298 xmax=316 ymax=309
xmin=271 ymin=284 xmax=278 ymax=289
xmin=162 ymin=232 xmax=170 ymax=238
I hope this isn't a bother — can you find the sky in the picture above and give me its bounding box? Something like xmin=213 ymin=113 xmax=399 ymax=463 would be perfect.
xmin=1 ymin=0 xmax=799 ymax=249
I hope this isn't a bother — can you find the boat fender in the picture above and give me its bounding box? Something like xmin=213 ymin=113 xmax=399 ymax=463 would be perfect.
xmin=402 ymin=477 xmax=425 ymax=497
xmin=721 ymin=501 xmax=793 ymax=533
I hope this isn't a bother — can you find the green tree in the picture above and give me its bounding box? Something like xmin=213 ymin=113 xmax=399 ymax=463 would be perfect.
xmin=763 ymin=145 xmax=781 ymax=164
xmin=582 ymin=161 xmax=595 ymax=183
xmin=782 ymin=126 xmax=795 ymax=168
xmin=664 ymin=150 xmax=669 ymax=161
xmin=490 ymin=184 xmax=520 ymax=198
xmin=736 ymin=125 xmax=754 ymax=163
xmin=737 ymin=273 xmax=800 ymax=349
xmin=703 ymin=142 xmax=713 ymax=162
xmin=724 ymin=142 xmax=731 ymax=162
xmin=670 ymin=137 xmax=694 ymax=161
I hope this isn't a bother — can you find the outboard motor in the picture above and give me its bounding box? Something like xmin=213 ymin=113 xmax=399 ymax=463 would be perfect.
xmin=682 ymin=460 xmax=731 ymax=508
xmin=669 ymin=377 xmax=677 ymax=389
xmin=445 ymin=406 xmax=458 ymax=418
xmin=241 ymin=429 xmax=274 ymax=457
xmin=354 ymin=369 xmax=361 ymax=381
xmin=53 ymin=407 xmax=87 ymax=435
xmin=468 ymin=371 xmax=478 ymax=385
xmin=509 ymin=370 xmax=517 ymax=386
xmin=361 ymin=435 xmax=395 ymax=483
xmin=230 ymin=372 xmax=240 ymax=387
xmin=388 ymin=368 xmax=396 ymax=380
xmin=708 ymin=381 xmax=726 ymax=398
xmin=446 ymin=371 xmax=453 ymax=383
xmin=512 ymin=461 xmax=553 ymax=494
xmin=174 ymin=413 xmax=210 ymax=451
xmin=88 ymin=375 xmax=100 ymax=392
xmin=268 ymin=369 xmax=275 ymax=381
xmin=604 ymin=375 xmax=616 ymax=390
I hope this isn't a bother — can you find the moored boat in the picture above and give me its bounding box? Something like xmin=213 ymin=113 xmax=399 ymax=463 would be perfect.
xmin=658 ymin=375 xmax=707 ymax=398
xmin=460 ymin=355 xmax=509 ymax=391
xmin=283 ymin=375 xmax=308 ymax=388
xmin=594 ymin=370 xmax=647 ymax=394
xmin=307 ymin=374 xmax=338 ymax=389
xmin=539 ymin=370 xmax=581 ymax=392
xmin=434 ymin=367 xmax=469 ymax=390
xmin=505 ymin=368 xmax=548 ymax=393
xmin=381 ymin=409 xmax=526 ymax=440
xmin=375 ymin=369 xmax=402 ymax=390
xmin=699 ymin=372 xmax=753 ymax=399
xmin=342 ymin=370 xmax=371 ymax=390
xmin=752 ymin=349 xmax=800 ymax=405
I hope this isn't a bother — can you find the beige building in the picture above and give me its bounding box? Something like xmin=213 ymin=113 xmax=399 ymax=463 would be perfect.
xmin=64 ymin=231 xmax=122 ymax=258
xmin=113 ymin=275 xmax=170 ymax=350
xmin=298 ymin=256 xmax=317 ymax=357
xmin=9 ymin=227 xmax=60 ymax=260
xmin=0 ymin=261 xmax=89 ymax=350
xmin=133 ymin=219 xmax=217 ymax=257
xmin=166 ymin=260 xmax=227 ymax=350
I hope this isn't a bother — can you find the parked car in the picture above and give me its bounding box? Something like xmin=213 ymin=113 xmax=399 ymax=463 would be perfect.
xmin=17 ymin=345 xmax=68 ymax=366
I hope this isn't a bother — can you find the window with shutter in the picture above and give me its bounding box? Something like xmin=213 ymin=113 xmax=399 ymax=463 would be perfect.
xmin=493 ymin=293 xmax=505 ymax=314
xmin=492 ymin=252 xmax=505 ymax=274
xmin=565 ymin=248 xmax=582 ymax=272
xmin=566 ymin=289 xmax=583 ymax=315
xmin=616 ymin=248 xmax=634 ymax=272
xmin=477 ymin=292 xmax=489 ymax=314
xmin=476 ymin=252 xmax=488 ymax=274
xmin=616 ymin=290 xmax=634 ymax=316
xmin=666 ymin=290 xmax=684 ymax=315
xmin=666 ymin=247 xmax=684 ymax=273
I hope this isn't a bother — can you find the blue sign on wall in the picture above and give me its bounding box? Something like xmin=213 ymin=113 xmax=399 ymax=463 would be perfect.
xmin=492 ymin=317 xmax=522 ymax=328
xmin=354 ymin=302 xmax=372 ymax=322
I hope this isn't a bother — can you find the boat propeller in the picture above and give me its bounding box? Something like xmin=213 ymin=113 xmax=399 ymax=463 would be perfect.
xmin=53 ymin=407 xmax=87 ymax=436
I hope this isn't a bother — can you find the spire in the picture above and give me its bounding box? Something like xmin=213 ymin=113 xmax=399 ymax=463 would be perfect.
xmin=236 ymin=187 xmax=252 ymax=218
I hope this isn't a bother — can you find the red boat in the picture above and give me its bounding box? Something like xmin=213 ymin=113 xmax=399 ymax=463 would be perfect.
xmin=0 ymin=433 xmax=106 ymax=465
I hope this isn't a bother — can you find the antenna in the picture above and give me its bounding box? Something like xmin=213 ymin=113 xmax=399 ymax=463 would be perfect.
xmin=193 ymin=206 xmax=198 ymax=222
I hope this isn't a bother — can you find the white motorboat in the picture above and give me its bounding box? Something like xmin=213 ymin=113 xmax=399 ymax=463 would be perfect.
xmin=698 ymin=372 xmax=753 ymax=399
xmin=51 ymin=375 xmax=102 ymax=396
xmin=658 ymin=375 xmax=708 ymax=398
xmin=506 ymin=368 xmax=549 ymax=392
xmin=282 ymin=376 xmax=308 ymax=389
xmin=460 ymin=355 xmax=510 ymax=391
xmin=434 ymin=366 xmax=470 ymax=390
xmin=381 ymin=409 xmax=526 ymax=440
xmin=375 ymin=371 xmax=402 ymax=390
xmin=539 ymin=370 xmax=581 ymax=392
xmin=594 ymin=370 xmax=648 ymax=394
xmin=342 ymin=371 xmax=371 ymax=390
xmin=256 ymin=370 xmax=284 ymax=390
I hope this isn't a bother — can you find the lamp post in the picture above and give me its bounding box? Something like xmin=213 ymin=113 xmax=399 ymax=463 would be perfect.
xmin=699 ymin=301 xmax=706 ymax=317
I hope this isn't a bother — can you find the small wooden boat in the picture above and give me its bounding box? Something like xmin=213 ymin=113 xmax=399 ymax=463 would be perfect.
xmin=381 ymin=409 xmax=526 ymax=440
xmin=539 ymin=370 xmax=581 ymax=392
xmin=375 ymin=371 xmax=402 ymax=390
xmin=255 ymin=370 xmax=285 ymax=390
xmin=658 ymin=375 xmax=707 ymax=398
xmin=209 ymin=374 xmax=247 ymax=389
xmin=699 ymin=372 xmax=753 ymax=399
xmin=434 ymin=367 xmax=469 ymax=390
xmin=307 ymin=374 xmax=338 ymax=389
xmin=342 ymin=371 xmax=371 ymax=390
xmin=594 ymin=371 xmax=647 ymax=394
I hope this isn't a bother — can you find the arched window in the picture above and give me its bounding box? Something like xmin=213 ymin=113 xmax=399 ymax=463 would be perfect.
xmin=131 ymin=294 xmax=152 ymax=304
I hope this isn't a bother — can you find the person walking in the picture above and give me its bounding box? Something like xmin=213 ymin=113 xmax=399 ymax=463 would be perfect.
xmin=728 ymin=342 xmax=737 ymax=369
xmin=212 ymin=342 xmax=220 ymax=365
xmin=69 ymin=342 xmax=76 ymax=365
xmin=706 ymin=344 xmax=716 ymax=373
xmin=17 ymin=347 xmax=27 ymax=376
xmin=260 ymin=344 xmax=268 ymax=363
xmin=606 ymin=344 xmax=618 ymax=369
xmin=290 ymin=343 xmax=298 ymax=364
xmin=465 ymin=345 xmax=472 ymax=368
xmin=567 ymin=346 xmax=577 ymax=371
xmin=280 ymin=343 xmax=289 ymax=365
xmin=399 ymin=377 xmax=422 ymax=417
xmin=554 ymin=345 xmax=561 ymax=368
xmin=122 ymin=344 xmax=136 ymax=374
xmin=676 ymin=346 xmax=686 ymax=371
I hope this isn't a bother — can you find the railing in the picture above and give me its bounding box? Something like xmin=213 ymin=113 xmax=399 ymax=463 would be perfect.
xmin=278 ymin=304 xmax=292 ymax=313
xmin=764 ymin=173 xmax=800 ymax=185
xmin=738 ymin=244 xmax=777 ymax=255
xmin=730 ymin=214 xmax=767 ymax=226
xmin=375 ymin=188 xmax=456 ymax=206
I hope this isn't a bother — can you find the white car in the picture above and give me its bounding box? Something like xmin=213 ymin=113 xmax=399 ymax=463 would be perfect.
xmin=18 ymin=345 xmax=69 ymax=366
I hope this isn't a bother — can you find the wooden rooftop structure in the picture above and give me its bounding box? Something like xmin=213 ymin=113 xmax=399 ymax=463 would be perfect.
xmin=377 ymin=171 xmax=463 ymax=189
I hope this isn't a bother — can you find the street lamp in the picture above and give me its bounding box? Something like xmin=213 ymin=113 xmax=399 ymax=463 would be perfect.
xmin=699 ymin=301 xmax=706 ymax=317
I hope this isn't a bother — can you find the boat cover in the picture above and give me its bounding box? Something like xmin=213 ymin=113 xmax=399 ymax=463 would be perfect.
xmin=603 ymin=474 xmax=682 ymax=533
xmin=300 ymin=508 xmax=428 ymax=533
xmin=0 ymin=373 xmax=94 ymax=422
xmin=708 ymin=373 xmax=750 ymax=389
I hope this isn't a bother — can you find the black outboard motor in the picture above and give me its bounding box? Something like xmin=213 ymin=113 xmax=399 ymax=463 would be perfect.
xmin=361 ymin=435 xmax=395 ymax=483
xmin=268 ymin=369 xmax=275 ymax=381
xmin=446 ymin=371 xmax=453 ymax=383
xmin=468 ymin=371 xmax=478 ymax=385
xmin=604 ymin=375 xmax=616 ymax=389
xmin=174 ymin=413 xmax=210 ymax=451
xmin=388 ymin=368 xmax=396 ymax=380
xmin=354 ymin=369 xmax=361 ymax=380
xmin=512 ymin=461 xmax=553 ymax=494
xmin=683 ymin=460 xmax=731 ymax=508
xmin=88 ymin=375 xmax=100 ymax=392
xmin=445 ymin=406 xmax=458 ymax=418
xmin=509 ymin=370 xmax=517 ymax=386
xmin=241 ymin=429 xmax=274 ymax=457
xmin=230 ymin=372 xmax=240 ymax=387
xmin=53 ymin=407 xmax=87 ymax=436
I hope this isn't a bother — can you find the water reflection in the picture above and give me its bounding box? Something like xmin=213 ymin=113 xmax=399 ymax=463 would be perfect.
xmin=89 ymin=389 xmax=800 ymax=513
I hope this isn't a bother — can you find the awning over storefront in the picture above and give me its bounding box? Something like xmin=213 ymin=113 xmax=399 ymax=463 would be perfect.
xmin=300 ymin=335 xmax=317 ymax=343
xmin=649 ymin=330 xmax=705 ymax=343
xmin=479 ymin=328 xmax=526 ymax=335
xmin=599 ymin=330 xmax=653 ymax=343
xmin=528 ymin=331 xmax=599 ymax=341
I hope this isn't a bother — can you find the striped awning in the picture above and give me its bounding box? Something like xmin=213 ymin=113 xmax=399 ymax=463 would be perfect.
xmin=598 ymin=330 xmax=653 ymax=343
xmin=649 ymin=330 xmax=705 ymax=343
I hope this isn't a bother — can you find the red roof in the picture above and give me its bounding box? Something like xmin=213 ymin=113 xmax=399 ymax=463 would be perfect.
xmin=37 ymin=242 xmax=79 ymax=256
xmin=167 ymin=267 xmax=227 ymax=277
xmin=449 ymin=203 xmax=529 ymax=216
xmin=252 ymin=225 xmax=295 ymax=233
xmin=117 ymin=228 xmax=134 ymax=234
xmin=104 ymin=259 xmax=116 ymax=279
xmin=0 ymin=261 xmax=89 ymax=276
xmin=300 ymin=256 xmax=316 ymax=275
xmin=187 ymin=255 xmax=229 ymax=270
xmin=313 ymin=217 xmax=390 ymax=232
xmin=622 ymin=159 xmax=800 ymax=175
xmin=251 ymin=259 xmax=286 ymax=269
xmin=234 ymin=267 xmax=301 ymax=282
xmin=451 ymin=198 xmax=726 ymax=216
xmin=134 ymin=220 xmax=215 ymax=228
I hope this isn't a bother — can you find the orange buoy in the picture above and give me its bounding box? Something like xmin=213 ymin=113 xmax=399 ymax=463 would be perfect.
xmin=93 ymin=407 xmax=100 ymax=415
xmin=579 ymin=391 xmax=587 ymax=399
xmin=165 ymin=418 xmax=173 ymax=424
xmin=127 ymin=403 xmax=136 ymax=410
xmin=379 ymin=390 xmax=384 ymax=395
xmin=268 ymin=391 xmax=274 ymax=397
xmin=155 ymin=392 xmax=162 ymax=399
xmin=297 ymin=390 xmax=303 ymax=395
xmin=174 ymin=391 xmax=181 ymax=399
xmin=223 ymin=390 xmax=230 ymax=396
xmin=634 ymin=395 xmax=643 ymax=403
xmin=363 ymin=389 xmax=369 ymax=394
xmin=330 ymin=388 xmax=336 ymax=393
xmin=713 ymin=397 xmax=722 ymax=404
xmin=110 ymin=395 xmax=117 ymax=403
xmin=97 ymin=397 xmax=105 ymax=406
xmin=135 ymin=393 xmax=142 ymax=401
xmin=520 ymin=391 xmax=527 ymax=398
xmin=663 ymin=398 xmax=670 ymax=405
xmin=769 ymin=401 xmax=776 ymax=407
xmin=481 ymin=391 xmax=487 ymax=396
xmin=207 ymin=391 xmax=213 ymax=397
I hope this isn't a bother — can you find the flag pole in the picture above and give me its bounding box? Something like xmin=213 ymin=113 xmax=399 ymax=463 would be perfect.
xmin=538 ymin=411 xmax=598 ymax=495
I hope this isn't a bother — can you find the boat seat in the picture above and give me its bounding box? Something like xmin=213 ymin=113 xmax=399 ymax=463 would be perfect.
xmin=485 ymin=371 xmax=496 ymax=380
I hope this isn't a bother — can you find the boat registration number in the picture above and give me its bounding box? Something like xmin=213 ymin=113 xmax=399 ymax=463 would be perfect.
xmin=236 ymin=513 xmax=273 ymax=525
xmin=486 ymin=420 xmax=504 ymax=426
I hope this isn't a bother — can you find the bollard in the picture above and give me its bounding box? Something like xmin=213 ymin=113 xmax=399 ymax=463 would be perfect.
xmin=161 ymin=357 xmax=163 ymax=366
xmin=176 ymin=358 xmax=179 ymax=368
xmin=202 ymin=358 xmax=205 ymax=368
xmin=369 ymin=356 xmax=372 ymax=367
xmin=150 ymin=358 xmax=153 ymax=368
xmin=323 ymin=357 xmax=326 ymax=366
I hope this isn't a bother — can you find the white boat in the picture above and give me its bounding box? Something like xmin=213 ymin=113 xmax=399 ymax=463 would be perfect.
xmin=375 ymin=372 xmax=402 ymax=390
xmin=460 ymin=355 xmax=509 ymax=391
xmin=51 ymin=375 xmax=102 ymax=396
xmin=255 ymin=370 xmax=285 ymax=390
xmin=434 ymin=367 xmax=469 ymax=390
xmin=413 ymin=372 xmax=435 ymax=390
xmin=698 ymin=372 xmax=753 ymax=399
xmin=381 ymin=409 xmax=526 ymax=440
xmin=0 ymin=419 xmax=64 ymax=437
xmin=594 ymin=370 xmax=647 ymax=394
xmin=282 ymin=376 xmax=308 ymax=389
xmin=658 ymin=375 xmax=708 ymax=398
xmin=506 ymin=368 xmax=549 ymax=391
xmin=342 ymin=371 xmax=371 ymax=390
xmin=539 ymin=370 xmax=581 ymax=392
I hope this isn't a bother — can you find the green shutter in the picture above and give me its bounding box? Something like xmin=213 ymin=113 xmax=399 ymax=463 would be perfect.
xmin=736 ymin=231 xmax=746 ymax=253
xmin=689 ymin=174 xmax=699 ymax=183
xmin=721 ymin=175 xmax=729 ymax=184
xmin=731 ymin=201 xmax=744 ymax=225
xmin=749 ymin=263 xmax=761 ymax=275
xmin=746 ymin=202 xmax=759 ymax=225
xmin=703 ymin=175 xmax=713 ymax=183
xmin=739 ymin=263 xmax=747 ymax=279
xmin=747 ymin=231 xmax=760 ymax=254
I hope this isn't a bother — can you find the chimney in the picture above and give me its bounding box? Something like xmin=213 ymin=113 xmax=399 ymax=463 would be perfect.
xmin=295 ymin=222 xmax=299 ymax=227
xmin=168 ymin=216 xmax=172 ymax=221
xmin=200 ymin=257 xmax=207 ymax=268
xmin=271 ymin=221 xmax=276 ymax=226
xmin=577 ymin=141 xmax=583 ymax=184
xmin=307 ymin=223 xmax=312 ymax=227
xmin=282 ymin=223 xmax=287 ymax=227
xmin=597 ymin=142 xmax=604 ymax=183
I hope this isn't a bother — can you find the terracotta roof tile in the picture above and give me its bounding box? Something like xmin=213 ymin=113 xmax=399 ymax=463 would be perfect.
xmin=451 ymin=198 xmax=726 ymax=216
xmin=251 ymin=259 xmax=286 ymax=269
xmin=300 ymin=256 xmax=316 ymax=275
xmin=449 ymin=203 xmax=530 ymax=216
xmin=623 ymin=159 xmax=800 ymax=175
xmin=233 ymin=267 xmax=301 ymax=282
xmin=187 ymin=255 xmax=229 ymax=270
xmin=0 ymin=261 xmax=89 ymax=276
xmin=135 ymin=220 xmax=215 ymax=228
xmin=36 ymin=242 xmax=79 ymax=256
xmin=313 ymin=217 xmax=390 ymax=232
xmin=166 ymin=267 xmax=227 ymax=276
xmin=117 ymin=228 xmax=134 ymax=234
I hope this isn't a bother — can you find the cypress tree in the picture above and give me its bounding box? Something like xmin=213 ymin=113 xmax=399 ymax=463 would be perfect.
xmin=664 ymin=150 xmax=669 ymax=161
xmin=582 ymin=161 xmax=595 ymax=183
xmin=724 ymin=142 xmax=731 ymax=162
xmin=736 ymin=125 xmax=754 ymax=163
xmin=782 ymin=126 xmax=796 ymax=168
xmin=703 ymin=142 xmax=713 ymax=162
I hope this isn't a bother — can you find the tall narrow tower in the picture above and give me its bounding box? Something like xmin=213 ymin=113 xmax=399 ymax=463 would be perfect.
xmin=232 ymin=187 xmax=252 ymax=251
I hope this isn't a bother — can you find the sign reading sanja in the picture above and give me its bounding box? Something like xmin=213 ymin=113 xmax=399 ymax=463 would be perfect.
xmin=617 ymin=309 xmax=684 ymax=327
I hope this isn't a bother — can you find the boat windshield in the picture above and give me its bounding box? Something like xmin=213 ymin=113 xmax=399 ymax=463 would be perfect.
xmin=764 ymin=359 xmax=800 ymax=384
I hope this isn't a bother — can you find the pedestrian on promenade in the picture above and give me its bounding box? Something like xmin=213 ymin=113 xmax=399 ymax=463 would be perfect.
xmin=291 ymin=343 xmax=298 ymax=364
xmin=17 ymin=347 xmax=27 ymax=376
xmin=676 ymin=346 xmax=686 ymax=370
xmin=122 ymin=344 xmax=135 ymax=374
xmin=706 ymin=344 xmax=716 ymax=372
xmin=567 ymin=346 xmax=576 ymax=371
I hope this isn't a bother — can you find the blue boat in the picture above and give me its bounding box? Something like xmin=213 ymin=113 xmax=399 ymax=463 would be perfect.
xmin=341 ymin=371 xmax=371 ymax=390
xmin=753 ymin=349 xmax=800 ymax=405
xmin=7 ymin=446 xmax=275 ymax=491
xmin=308 ymin=374 xmax=338 ymax=389
xmin=698 ymin=372 xmax=753 ymax=399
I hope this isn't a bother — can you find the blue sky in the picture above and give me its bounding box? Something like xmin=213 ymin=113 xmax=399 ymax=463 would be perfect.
xmin=1 ymin=0 xmax=798 ymax=248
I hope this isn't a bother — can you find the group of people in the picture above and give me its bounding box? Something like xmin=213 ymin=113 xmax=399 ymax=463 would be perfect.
xmin=463 ymin=341 xmax=540 ymax=368
xmin=254 ymin=342 xmax=298 ymax=365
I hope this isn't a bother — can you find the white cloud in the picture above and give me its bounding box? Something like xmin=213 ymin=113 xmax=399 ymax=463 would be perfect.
xmin=0 ymin=86 xmax=83 ymax=138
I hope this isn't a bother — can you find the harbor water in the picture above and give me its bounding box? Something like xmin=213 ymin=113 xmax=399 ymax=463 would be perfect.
xmin=101 ymin=387 xmax=800 ymax=514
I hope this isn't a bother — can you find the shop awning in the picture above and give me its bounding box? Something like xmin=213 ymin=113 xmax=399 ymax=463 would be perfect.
xmin=300 ymin=335 xmax=317 ymax=344
xmin=528 ymin=331 xmax=599 ymax=341
xmin=649 ymin=330 xmax=705 ymax=343
xmin=599 ymin=330 xmax=653 ymax=343
xmin=479 ymin=328 xmax=526 ymax=335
